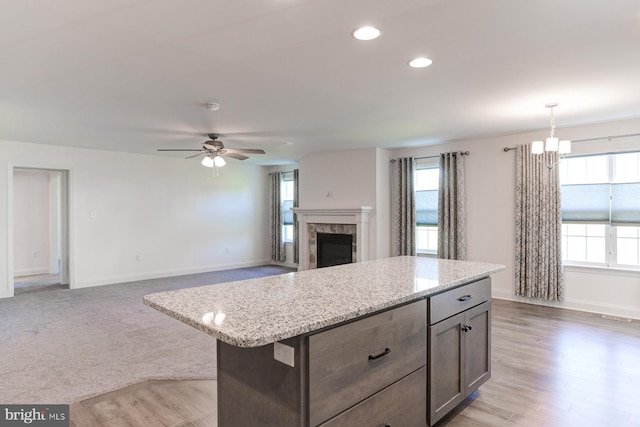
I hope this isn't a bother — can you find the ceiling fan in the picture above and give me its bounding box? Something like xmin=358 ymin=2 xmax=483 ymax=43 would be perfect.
xmin=157 ymin=133 xmax=266 ymax=168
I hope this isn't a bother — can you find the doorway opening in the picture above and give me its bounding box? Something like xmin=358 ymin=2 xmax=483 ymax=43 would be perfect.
xmin=13 ymin=168 xmax=70 ymax=295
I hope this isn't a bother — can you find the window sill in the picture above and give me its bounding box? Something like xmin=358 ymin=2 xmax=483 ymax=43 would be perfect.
xmin=417 ymin=251 xmax=437 ymax=258
xmin=563 ymin=263 xmax=640 ymax=278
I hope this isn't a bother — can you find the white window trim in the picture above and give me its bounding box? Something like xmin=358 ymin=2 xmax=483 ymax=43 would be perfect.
xmin=561 ymin=152 xmax=640 ymax=271
xmin=563 ymin=263 xmax=640 ymax=278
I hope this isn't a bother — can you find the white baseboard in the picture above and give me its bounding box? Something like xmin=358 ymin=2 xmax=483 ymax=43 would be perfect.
xmin=492 ymin=290 xmax=640 ymax=321
xmin=72 ymin=259 xmax=272 ymax=289
xmin=13 ymin=268 xmax=49 ymax=278
xmin=271 ymin=261 xmax=298 ymax=269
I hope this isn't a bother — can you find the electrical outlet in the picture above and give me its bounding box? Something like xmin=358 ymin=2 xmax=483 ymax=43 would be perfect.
xmin=225 ymin=247 xmax=230 ymax=254
xmin=274 ymin=342 xmax=295 ymax=367
xmin=135 ymin=255 xmax=141 ymax=262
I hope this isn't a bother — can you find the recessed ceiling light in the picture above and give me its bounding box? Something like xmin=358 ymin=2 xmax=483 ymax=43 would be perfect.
xmin=353 ymin=26 xmax=381 ymax=41
xmin=408 ymin=57 xmax=433 ymax=68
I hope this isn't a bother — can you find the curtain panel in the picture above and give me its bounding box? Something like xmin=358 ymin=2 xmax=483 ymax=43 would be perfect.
xmin=293 ymin=168 xmax=300 ymax=264
xmin=391 ymin=157 xmax=416 ymax=256
xmin=437 ymin=152 xmax=467 ymax=260
xmin=269 ymin=171 xmax=286 ymax=262
xmin=514 ymin=145 xmax=564 ymax=301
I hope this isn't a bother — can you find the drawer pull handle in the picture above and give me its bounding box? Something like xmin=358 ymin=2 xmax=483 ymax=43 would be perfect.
xmin=368 ymin=347 xmax=391 ymax=361
xmin=462 ymin=324 xmax=473 ymax=332
xmin=457 ymin=294 xmax=473 ymax=302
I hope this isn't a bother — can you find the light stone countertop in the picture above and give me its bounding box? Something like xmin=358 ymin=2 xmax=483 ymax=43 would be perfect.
xmin=143 ymin=256 xmax=505 ymax=348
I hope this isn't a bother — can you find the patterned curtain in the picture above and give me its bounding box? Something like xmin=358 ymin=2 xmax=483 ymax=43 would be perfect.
xmin=515 ymin=145 xmax=564 ymax=300
xmin=293 ymin=168 xmax=300 ymax=265
xmin=392 ymin=157 xmax=416 ymax=256
xmin=269 ymin=171 xmax=286 ymax=262
xmin=438 ymin=152 xmax=467 ymax=260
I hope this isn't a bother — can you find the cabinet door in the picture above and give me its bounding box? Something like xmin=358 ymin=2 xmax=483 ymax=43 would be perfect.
xmin=428 ymin=300 xmax=492 ymax=425
xmin=319 ymin=367 xmax=426 ymax=427
xmin=463 ymin=301 xmax=491 ymax=395
xmin=428 ymin=311 xmax=464 ymax=425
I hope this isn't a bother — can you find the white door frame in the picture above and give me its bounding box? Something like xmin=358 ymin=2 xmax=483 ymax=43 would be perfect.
xmin=8 ymin=166 xmax=73 ymax=294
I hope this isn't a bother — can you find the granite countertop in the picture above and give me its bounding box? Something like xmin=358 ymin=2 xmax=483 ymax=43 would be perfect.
xmin=143 ymin=256 xmax=505 ymax=348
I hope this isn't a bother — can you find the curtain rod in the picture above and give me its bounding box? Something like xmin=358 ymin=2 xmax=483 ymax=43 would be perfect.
xmin=417 ymin=151 xmax=470 ymax=160
xmin=390 ymin=151 xmax=470 ymax=162
xmin=503 ymin=132 xmax=640 ymax=152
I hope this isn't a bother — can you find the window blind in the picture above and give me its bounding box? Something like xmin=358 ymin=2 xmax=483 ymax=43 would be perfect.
xmin=416 ymin=189 xmax=438 ymax=226
xmin=561 ymin=182 xmax=640 ymax=225
xmin=561 ymin=184 xmax=610 ymax=223
xmin=282 ymin=200 xmax=294 ymax=225
xmin=611 ymin=182 xmax=640 ymax=224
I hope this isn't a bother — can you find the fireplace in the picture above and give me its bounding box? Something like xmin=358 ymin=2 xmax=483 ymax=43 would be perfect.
xmin=317 ymin=233 xmax=354 ymax=268
xmin=291 ymin=206 xmax=372 ymax=270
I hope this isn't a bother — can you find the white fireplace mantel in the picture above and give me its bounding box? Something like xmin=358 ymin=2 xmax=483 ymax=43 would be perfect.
xmin=292 ymin=206 xmax=373 ymax=270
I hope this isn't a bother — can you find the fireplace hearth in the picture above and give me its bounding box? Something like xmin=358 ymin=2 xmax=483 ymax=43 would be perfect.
xmin=317 ymin=233 xmax=353 ymax=268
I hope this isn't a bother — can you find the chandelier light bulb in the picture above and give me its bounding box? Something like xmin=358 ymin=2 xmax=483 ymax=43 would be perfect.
xmin=545 ymin=137 xmax=559 ymax=152
xmin=558 ymin=140 xmax=571 ymax=154
xmin=531 ymin=141 xmax=544 ymax=154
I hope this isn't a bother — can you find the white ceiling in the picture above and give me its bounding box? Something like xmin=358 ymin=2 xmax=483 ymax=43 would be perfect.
xmin=2 ymin=0 xmax=640 ymax=165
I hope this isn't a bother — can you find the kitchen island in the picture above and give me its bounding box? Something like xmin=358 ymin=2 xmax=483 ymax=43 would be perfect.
xmin=144 ymin=256 xmax=505 ymax=426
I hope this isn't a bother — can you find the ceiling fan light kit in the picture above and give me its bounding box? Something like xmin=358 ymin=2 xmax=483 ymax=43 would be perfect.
xmin=157 ymin=133 xmax=265 ymax=176
xmin=201 ymin=156 xmax=214 ymax=167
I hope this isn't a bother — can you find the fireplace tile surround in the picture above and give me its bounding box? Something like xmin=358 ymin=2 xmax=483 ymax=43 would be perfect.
xmin=308 ymin=224 xmax=356 ymax=269
xmin=291 ymin=206 xmax=372 ymax=271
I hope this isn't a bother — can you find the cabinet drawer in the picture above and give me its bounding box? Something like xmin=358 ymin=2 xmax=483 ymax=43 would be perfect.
xmin=319 ymin=367 xmax=426 ymax=427
xmin=428 ymin=278 xmax=491 ymax=324
xmin=308 ymin=300 xmax=426 ymax=426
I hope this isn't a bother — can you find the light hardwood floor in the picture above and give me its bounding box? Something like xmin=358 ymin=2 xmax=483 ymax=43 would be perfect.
xmin=70 ymin=299 xmax=640 ymax=427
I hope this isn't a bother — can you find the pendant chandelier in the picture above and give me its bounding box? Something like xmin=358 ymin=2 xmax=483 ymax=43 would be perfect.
xmin=531 ymin=102 xmax=571 ymax=168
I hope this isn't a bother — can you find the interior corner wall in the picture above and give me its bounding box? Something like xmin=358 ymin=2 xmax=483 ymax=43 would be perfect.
xmin=0 ymin=139 xmax=270 ymax=297
xmin=298 ymin=148 xmax=383 ymax=260
xmin=392 ymin=116 xmax=640 ymax=320
xmin=375 ymin=148 xmax=391 ymax=259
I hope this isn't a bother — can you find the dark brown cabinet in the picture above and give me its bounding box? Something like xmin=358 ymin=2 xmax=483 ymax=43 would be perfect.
xmin=218 ymin=299 xmax=427 ymax=427
xmin=428 ymin=293 xmax=491 ymax=425
xmin=217 ymin=278 xmax=492 ymax=426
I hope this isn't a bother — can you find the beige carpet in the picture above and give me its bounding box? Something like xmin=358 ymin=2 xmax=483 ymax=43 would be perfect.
xmin=0 ymin=265 xmax=295 ymax=404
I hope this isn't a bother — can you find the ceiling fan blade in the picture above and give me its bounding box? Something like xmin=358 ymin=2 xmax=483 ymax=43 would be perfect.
xmin=225 ymin=148 xmax=266 ymax=154
xmin=223 ymin=152 xmax=249 ymax=161
xmin=157 ymin=149 xmax=203 ymax=152
xmin=185 ymin=152 xmax=205 ymax=159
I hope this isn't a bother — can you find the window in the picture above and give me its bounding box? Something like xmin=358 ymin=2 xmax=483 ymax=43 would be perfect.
xmin=281 ymin=172 xmax=294 ymax=242
xmin=415 ymin=164 xmax=439 ymax=253
xmin=560 ymin=152 xmax=640 ymax=269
